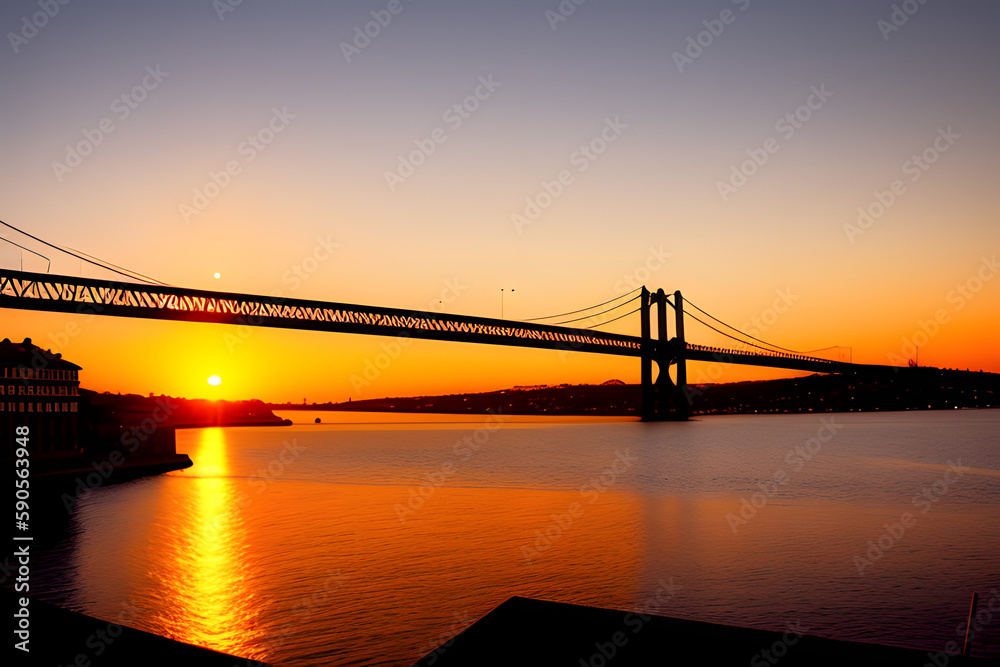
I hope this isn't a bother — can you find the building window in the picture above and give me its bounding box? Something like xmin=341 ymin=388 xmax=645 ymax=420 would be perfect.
xmin=62 ymin=402 xmax=68 ymax=412
xmin=70 ymin=402 xmax=78 ymax=412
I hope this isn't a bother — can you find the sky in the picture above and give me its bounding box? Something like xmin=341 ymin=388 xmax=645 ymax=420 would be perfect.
xmin=1 ymin=0 xmax=998 ymax=401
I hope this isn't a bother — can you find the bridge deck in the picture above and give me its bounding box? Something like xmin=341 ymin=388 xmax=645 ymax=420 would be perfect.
xmin=0 ymin=269 xmax=642 ymax=357
xmin=1 ymin=269 xmax=897 ymax=376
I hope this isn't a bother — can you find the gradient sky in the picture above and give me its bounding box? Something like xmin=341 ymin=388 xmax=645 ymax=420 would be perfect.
xmin=1 ymin=0 xmax=998 ymax=401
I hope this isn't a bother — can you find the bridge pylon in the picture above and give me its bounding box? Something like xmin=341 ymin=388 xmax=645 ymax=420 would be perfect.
xmin=640 ymin=287 xmax=689 ymax=421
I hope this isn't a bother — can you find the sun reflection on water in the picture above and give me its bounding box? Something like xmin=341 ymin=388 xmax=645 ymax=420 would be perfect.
xmin=146 ymin=428 xmax=267 ymax=661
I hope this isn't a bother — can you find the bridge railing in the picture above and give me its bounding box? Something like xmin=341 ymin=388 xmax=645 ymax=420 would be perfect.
xmin=685 ymin=343 xmax=837 ymax=365
xmin=0 ymin=269 xmax=644 ymax=357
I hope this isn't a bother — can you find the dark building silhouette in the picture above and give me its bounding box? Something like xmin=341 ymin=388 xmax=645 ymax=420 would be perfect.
xmin=1 ymin=337 xmax=82 ymax=458
xmin=2 ymin=336 xmax=194 ymax=494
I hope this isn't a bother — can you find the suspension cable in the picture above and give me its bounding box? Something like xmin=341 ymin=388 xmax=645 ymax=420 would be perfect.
xmin=682 ymin=295 xmax=805 ymax=354
xmin=585 ymin=305 xmax=642 ymax=329
xmin=0 ymin=220 xmax=170 ymax=286
xmin=551 ymin=294 xmax=640 ymax=325
xmin=56 ymin=242 xmax=172 ymax=286
xmin=682 ymin=309 xmax=790 ymax=355
xmin=523 ymin=286 xmax=642 ymax=322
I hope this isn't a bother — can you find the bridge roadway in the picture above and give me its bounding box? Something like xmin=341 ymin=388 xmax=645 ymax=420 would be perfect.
xmin=1 ymin=269 xmax=888 ymax=376
xmin=683 ymin=344 xmax=850 ymax=374
xmin=0 ymin=269 xmax=642 ymax=357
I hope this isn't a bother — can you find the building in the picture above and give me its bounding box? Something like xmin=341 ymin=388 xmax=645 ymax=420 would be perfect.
xmin=1 ymin=337 xmax=81 ymax=458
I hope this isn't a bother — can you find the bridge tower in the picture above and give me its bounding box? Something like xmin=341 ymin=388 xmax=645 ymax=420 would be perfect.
xmin=640 ymin=287 xmax=689 ymax=421
xmin=671 ymin=289 xmax=689 ymax=420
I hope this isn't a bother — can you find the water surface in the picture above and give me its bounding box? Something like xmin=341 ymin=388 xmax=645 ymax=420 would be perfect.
xmin=33 ymin=410 xmax=1000 ymax=665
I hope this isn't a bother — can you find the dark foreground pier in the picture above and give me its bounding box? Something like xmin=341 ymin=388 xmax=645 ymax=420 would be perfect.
xmin=412 ymin=596 xmax=994 ymax=666
xmin=6 ymin=591 xmax=270 ymax=667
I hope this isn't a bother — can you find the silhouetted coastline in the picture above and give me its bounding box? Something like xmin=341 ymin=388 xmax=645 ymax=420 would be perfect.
xmin=82 ymin=389 xmax=293 ymax=429
xmin=269 ymin=368 xmax=1000 ymax=417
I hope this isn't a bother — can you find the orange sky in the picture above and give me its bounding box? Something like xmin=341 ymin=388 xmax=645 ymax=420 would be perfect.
xmin=1 ymin=1 xmax=998 ymax=401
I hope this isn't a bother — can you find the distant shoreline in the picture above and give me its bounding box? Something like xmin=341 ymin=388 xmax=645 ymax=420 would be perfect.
xmin=267 ymin=368 xmax=1000 ymax=417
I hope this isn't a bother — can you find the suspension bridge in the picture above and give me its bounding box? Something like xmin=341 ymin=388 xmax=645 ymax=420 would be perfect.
xmin=1 ymin=223 xmax=891 ymax=420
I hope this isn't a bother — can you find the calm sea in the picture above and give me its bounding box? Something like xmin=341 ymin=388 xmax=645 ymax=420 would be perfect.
xmin=32 ymin=409 xmax=1000 ymax=665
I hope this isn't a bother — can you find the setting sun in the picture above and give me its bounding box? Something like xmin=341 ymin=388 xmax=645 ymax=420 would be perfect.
xmin=207 ymin=375 xmax=222 ymax=386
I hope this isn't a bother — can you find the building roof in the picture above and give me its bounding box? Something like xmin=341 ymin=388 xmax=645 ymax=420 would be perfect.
xmin=0 ymin=337 xmax=82 ymax=371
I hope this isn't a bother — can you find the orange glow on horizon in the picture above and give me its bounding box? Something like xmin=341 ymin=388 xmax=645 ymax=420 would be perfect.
xmin=1 ymin=293 xmax=998 ymax=403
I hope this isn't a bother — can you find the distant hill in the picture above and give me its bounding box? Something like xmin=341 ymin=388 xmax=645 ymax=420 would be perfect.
xmin=82 ymin=389 xmax=291 ymax=428
xmin=268 ymin=368 xmax=1000 ymax=416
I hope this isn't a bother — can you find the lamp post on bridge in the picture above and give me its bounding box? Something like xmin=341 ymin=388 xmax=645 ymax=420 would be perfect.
xmin=501 ymin=288 xmax=514 ymax=319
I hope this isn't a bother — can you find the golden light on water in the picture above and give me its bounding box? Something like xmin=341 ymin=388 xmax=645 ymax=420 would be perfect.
xmin=146 ymin=428 xmax=267 ymax=662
